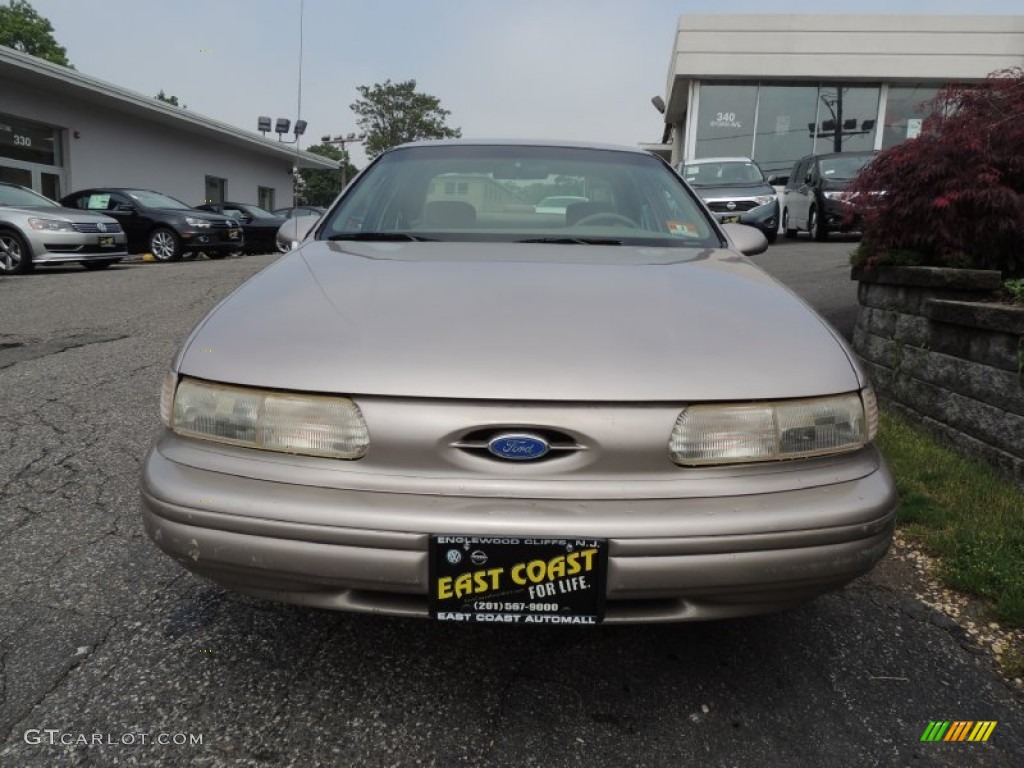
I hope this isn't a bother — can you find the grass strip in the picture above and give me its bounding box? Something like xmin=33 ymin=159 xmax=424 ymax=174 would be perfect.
xmin=876 ymin=408 xmax=1024 ymax=628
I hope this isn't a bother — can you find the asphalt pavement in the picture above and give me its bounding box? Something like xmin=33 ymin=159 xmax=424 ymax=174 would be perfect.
xmin=0 ymin=245 xmax=1020 ymax=767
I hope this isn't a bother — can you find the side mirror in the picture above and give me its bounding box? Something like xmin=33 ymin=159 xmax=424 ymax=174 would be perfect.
xmin=804 ymin=172 xmax=813 ymax=185
xmin=276 ymin=214 xmax=319 ymax=251
xmin=766 ymin=174 xmax=779 ymax=186
xmin=721 ymin=222 xmax=768 ymax=256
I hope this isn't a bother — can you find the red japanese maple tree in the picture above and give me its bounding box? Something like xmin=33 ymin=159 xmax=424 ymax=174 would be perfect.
xmin=851 ymin=68 xmax=1024 ymax=277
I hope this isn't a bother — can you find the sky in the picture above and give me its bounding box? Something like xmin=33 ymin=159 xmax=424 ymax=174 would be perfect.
xmin=28 ymin=0 xmax=1024 ymax=167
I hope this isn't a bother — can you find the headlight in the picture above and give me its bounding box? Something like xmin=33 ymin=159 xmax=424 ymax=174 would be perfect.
xmin=27 ymin=218 xmax=74 ymax=231
xmin=160 ymin=371 xmax=177 ymax=427
xmin=752 ymin=194 xmax=776 ymax=207
xmin=823 ymin=191 xmax=845 ymax=201
xmin=669 ymin=390 xmax=875 ymax=466
xmin=170 ymin=376 xmax=369 ymax=459
xmin=184 ymin=217 xmax=212 ymax=228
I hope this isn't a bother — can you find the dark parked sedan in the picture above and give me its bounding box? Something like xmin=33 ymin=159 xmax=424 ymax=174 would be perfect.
xmin=142 ymin=140 xmax=896 ymax=626
xmin=195 ymin=202 xmax=286 ymax=254
xmin=61 ymin=188 xmax=242 ymax=261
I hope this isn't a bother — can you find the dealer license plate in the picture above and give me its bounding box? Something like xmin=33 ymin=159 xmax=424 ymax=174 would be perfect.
xmin=98 ymin=235 xmax=115 ymax=247
xmin=718 ymin=214 xmax=741 ymax=224
xmin=429 ymin=535 xmax=607 ymax=625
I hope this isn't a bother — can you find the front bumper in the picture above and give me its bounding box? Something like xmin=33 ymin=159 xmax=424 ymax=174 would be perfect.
xmin=32 ymin=231 xmax=127 ymax=264
xmin=822 ymin=199 xmax=861 ymax=231
xmin=140 ymin=433 xmax=897 ymax=623
xmin=715 ymin=201 xmax=779 ymax=238
xmin=179 ymin=227 xmax=243 ymax=252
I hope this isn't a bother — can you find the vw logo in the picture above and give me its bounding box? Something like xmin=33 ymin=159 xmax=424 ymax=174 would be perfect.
xmin=725 ymin=201 xmax=737 ymax=211
xmin=487 ymin=433 xmax=550 ymax=461
xmin=97 ymin=222 xmax=107 ymax=232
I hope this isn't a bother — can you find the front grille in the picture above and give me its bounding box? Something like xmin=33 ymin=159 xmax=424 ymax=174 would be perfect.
xmin=72 ymin=222 xmax=122 ymax=233
xmin=452 ymin=427 xmax=585 ymax=463
xmin=707 ymin=200 xmax=759 ymax=213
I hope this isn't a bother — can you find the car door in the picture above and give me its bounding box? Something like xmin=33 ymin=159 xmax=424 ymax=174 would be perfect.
xmin=787 ymin=158 xmax=812 ymax=229
xmin=101 ymin=192 xmax=150 ymax=253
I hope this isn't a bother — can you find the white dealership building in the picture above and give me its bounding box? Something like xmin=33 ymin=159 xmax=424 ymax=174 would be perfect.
xmin=0 ymin=46 xmax=336 ymax=209
xmin=648 ymin=14 xmax=1024 ymax=177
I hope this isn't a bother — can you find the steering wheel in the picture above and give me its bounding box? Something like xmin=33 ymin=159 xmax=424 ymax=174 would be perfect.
xmin=573 ymin=212 xmax=640 ymax=228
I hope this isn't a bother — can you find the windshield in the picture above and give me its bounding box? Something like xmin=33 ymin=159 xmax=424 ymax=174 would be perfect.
xmin=238 ymin=204 xmax=276 ymax=217
xmin=818 ymin=154 xmax=875 ymax=181
xmin=682 ymin=161 xmax=765 ymax=187
xmin=125 ymin=190 xmax=192 ymax=210
xmin=0 ymin=184 xmax=59 ymax=208
xmin=319 ymin=144 xmax=720 ymax=249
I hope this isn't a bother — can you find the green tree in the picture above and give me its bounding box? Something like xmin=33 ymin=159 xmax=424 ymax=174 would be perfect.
xmin=297 ymin=143 xmax=359 ymax=207
xmin=0 ymin=0 xmax=72 ymax=67
xmin=350 ymin=79 xmax=461 ymax=160
xmin=155 ymin=90 xmax=186 ymax=109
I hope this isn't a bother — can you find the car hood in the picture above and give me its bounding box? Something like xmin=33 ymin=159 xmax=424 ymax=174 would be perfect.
xmin=177 ymin=241 xmax=860 ymax=401
xmin=693 ymin=183 xmax=775 ymax=200
xmin=0 ymin=204 xmax=120 ymax=223
xmin=162 ymin=208 xmax=231 ymax=221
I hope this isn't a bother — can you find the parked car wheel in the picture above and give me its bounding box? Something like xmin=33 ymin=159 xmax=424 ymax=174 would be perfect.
xmin=0 ymin=228 xmax=34 ymax=274
xmin=81 ymin=260 xmax=117 ymax=270
xmin=809 ymin=207 xmax=828 ymax=242
xmin=783 ymin=209 xmax=797 ymax=239
xmin=149 ymin=227 xmax=182 ymax=262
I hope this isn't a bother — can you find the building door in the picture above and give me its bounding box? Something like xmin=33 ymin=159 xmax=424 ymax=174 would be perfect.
xmin=205 ymin=176 xmax=227 ymax=204
xmin=0 ymin=113 xmax=65 ymax=198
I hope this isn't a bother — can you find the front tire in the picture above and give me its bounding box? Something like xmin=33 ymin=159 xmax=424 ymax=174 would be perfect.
xmin=783 ymin=209 xmax=797 ymax=239
xmin=0 ymin=229 xmax=34 ymax=274
xmin=149 ymin=227 xmax=182 ymax=262
xmin=809 ymin=207 xmax=828 ymax=242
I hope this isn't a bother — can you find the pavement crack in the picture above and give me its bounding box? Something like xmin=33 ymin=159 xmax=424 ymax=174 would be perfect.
xmin=0 ymin=331 xmax=130 ymax=370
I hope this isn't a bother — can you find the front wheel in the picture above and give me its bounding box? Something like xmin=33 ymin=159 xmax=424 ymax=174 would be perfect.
xmin=0 ymin=229 xmax=34 ymax=274
xmin=809 ymin=207 xmax=828 ymax=242
xmin=149 ymin=227 xmax=182 ymax=262
xmin=782 ymin=209 xmax=797 ymax=239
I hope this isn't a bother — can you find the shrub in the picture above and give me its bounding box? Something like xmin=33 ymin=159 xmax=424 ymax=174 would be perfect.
xmin=850 ymin=68 xmax=1024 ymax=277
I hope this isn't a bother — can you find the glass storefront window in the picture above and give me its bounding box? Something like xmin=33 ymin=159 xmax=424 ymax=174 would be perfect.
xmin=0 ymin=113 xmax=61 ymax=166
xmin=882 ymin=84 xmax=942 ymax=149
xmin=693 ymin=83 xmax=758 ymax=160
xmin=752 ymin=85 xmax=818 ymax=178
xmin=813 ymin=85 xmax=880 ymax=155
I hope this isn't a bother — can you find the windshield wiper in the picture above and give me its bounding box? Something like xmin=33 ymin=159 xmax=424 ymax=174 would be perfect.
xmin=328 ymin=232 xmax=437 ymax=242
xmin=516 ymin=236 xmax=622 ymax=245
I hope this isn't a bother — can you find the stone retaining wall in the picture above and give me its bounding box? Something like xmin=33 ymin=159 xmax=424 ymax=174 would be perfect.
xmin=851 ymin=266 xmax=1024 ymax=488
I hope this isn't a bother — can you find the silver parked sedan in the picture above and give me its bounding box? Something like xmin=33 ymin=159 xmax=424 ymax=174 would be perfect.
xmin=142 ymin=140 xmax=896 ymax=625
xmin=0 ymin=182 xmax=127 ymax=273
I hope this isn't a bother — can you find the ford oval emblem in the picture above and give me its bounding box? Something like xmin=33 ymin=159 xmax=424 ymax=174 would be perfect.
xmin=487 ymin=433 xmax=550 ymax=461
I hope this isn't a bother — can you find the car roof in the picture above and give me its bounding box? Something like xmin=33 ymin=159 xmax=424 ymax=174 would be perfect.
xmin=390 ymin=138 xmax=650 ymax=155
xmin=682 ymin=157 xmax=756 ymax=164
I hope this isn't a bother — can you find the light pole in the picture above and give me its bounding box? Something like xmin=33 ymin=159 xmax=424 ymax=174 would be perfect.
xmin=321 ymin=133 xmax=363 ymax=188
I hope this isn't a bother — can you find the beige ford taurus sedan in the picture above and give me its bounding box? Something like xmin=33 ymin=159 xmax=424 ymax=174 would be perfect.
xmin=142 ymin=140 xmax=896 ymax=625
